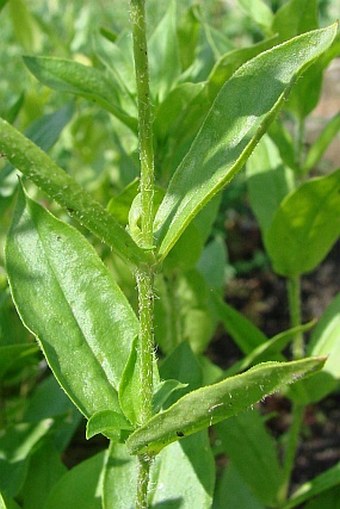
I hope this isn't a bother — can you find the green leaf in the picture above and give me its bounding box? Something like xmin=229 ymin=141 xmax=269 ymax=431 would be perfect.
xmin=160 ymin=341 xmax=202 ymax=402
xmin=0 ymin=494 xmax=20 ymax=509
xmin=1 ymin=92 xmax=24 ymax=124
xmin=154 ymin=25 xmax=337 ymax=261
xmin=0 ymin=344 xmax=39 ymax=380
xmin=163 ymin=195 xmax=221 ymax=271
xmin=213 ymin=463 xmax=266 ymax=509
xmin=0 ymin=104 xmax=74 ymax=196
xmin=127 ymin=357 xmax=325 ymax=455
xmin=93 ymin=30 xmax=136 ymax=116
xmin=154 ymin=82 xmax=204 ymax=145
xmin=208 ymin=36 xmax=278 ymax=100
xmin=304 ymin=486 xmax=340 ymax=509
xmin=225 ymin=321 xmax=316 ymax=377
xmin=216 ymin=410 xmax=283 ymax=506
xmin=8 ymin=0 xmax=42 ymax=52
xmin=246 ymin=134 xmax=295 ymax=234
xmin=19 ymin=441 xmax=67 ymax=509
xmin=118 ymin=337 xmax=142 ymax=426
xmin=268 ymin=119 xmax=297 ymax=170
xmin=23 ymin=375 xmax=82 ymax=452
xmin=286 ymin=60 xmax=324 ymax=119
xmin=0 ymin=420 xmax=53 ymax=497
xmin=6 ymin=188 xmax=139 ymax=418
xmin=271 ymin=0 xmax=318 ymax=42
xmin=103 ymin=433 xmax=215 ymax=509
xmin=237 ymin=0 xmax=274 ymax=31
xmin=213 ymin=294 xmax=267 ymax=354
xmin=153 ymin=379 xmax=188 ymax=413
xmin=309 ymin=293 xmax=340 ymax=378
xmin=290 ymin=294 xmax=340 ymax=404
xmin=197 ymin=236 xmax=227 ymax=291
xmin=0 ymin=0 xmax=9 ymax=12
xmin=265 ymin=169 xmax=340 ymax=276
xmin=86 ymin=410 xmax=133 ymax=441
xmin=44 ymin=452 xmax=104 ymax=509
xmin=177 ymin=5 xmax=201 ymax=71
xmin=0 ymin=119 xmax=148 ymax=265
xmin=284 ymin=462 xmax=340 ymax=509
xmin=303 ymin=113 xmax=340 ymax=173
xmin=148 ymin=0 xmax=181 ymax=102
xmin=149 ymin=432 xmax=215 ymax=508
xmin=102 ymin=443 xmax=137 ymax=509
xmin=23 ymin=56 xmax=137 ymax=131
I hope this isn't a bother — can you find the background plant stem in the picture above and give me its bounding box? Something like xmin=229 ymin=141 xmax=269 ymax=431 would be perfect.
xmin=130 ymin=0 xmax=155 ymax=507
xmin=288 ymin=275 xmax=304 ymax=359
xmin=280 ymin=274 xmax=304 ymax=503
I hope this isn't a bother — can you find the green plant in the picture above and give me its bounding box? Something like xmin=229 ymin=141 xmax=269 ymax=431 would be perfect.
xmin=0 ymin=1 xmax=339 ymax=508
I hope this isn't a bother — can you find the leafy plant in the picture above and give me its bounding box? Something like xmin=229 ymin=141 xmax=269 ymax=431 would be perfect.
xmin=0 ymin=1 xmax=339 ymax=508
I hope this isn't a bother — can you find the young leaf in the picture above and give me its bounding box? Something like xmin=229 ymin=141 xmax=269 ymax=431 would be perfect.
xmin=44 ymin=452 xmax=104 ymax=509
xmin=0 ymin=119 xmax=148 ymax=265
xmin=216 ymin=409 xmax=283 ymax=506
xmin=86 ymin=410 xmax=133 ymax=441
xmin=154 ymin=25 xmax=337 ymax=261
xmin=265 ymin=169 xmax=340 ymax=276
xmin=118 ymin=337 xmax=143 ymax=426
xmin=127 ymin=357 xmax=325 ymax=455
xmin=152 ymin=379 xmax=188 ymax=413
xmin=23 ymin=56 xmax=137 ymax=131
xmin=6 ymin=188 xmax=139 ymax=418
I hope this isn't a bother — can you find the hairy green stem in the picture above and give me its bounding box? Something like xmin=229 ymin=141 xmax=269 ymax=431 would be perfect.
xmin=130 ymin=0 xmax=155 ymax=507
xmin=130 ymin=0 xmax=154 ymax=249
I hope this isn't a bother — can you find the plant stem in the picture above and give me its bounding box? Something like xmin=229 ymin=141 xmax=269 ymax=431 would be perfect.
xmin=279 ymin=275 xmax=304 ymax=504
xmin=279 ymin=404 xmax=304 ymax=505
xmin=130 ymin=1 xmax=155 ymax=507
xmin=130 ymin=0 xmax=154 ymax=250
xmin=287 ymin=275 xmax=304 ymax=359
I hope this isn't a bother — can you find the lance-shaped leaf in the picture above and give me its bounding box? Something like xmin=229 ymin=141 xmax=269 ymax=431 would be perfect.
xmin=23 ymin=56 xmax=137 ymax=131
xmin=265 ymin=169 xmax=340 ymax=276
xmin=153 ymin=25 xmax=337 ymax=261
xmin=0 ymin=118 xmax=148 ymax=265
xmin=0 ymin=104 xmax=74 ymax=193
xmin=126 ymin=357 xmax=325 ymax=455
xmin=6 ymin=188 xmax=139 ymax=418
